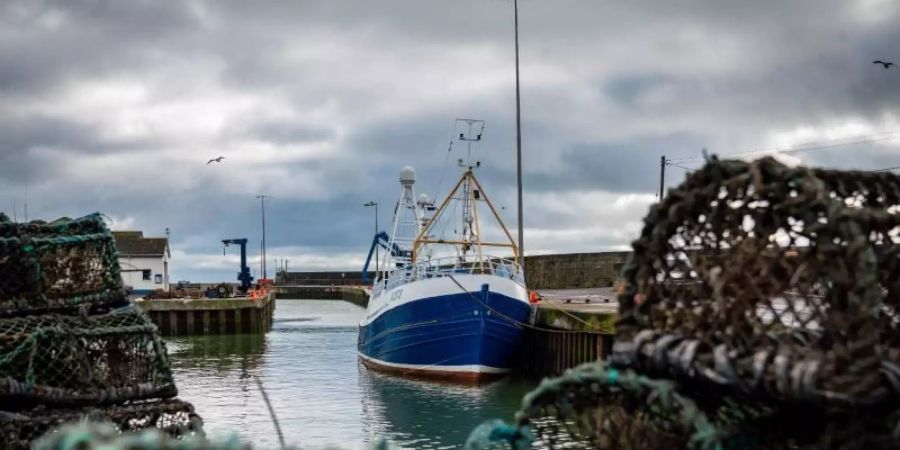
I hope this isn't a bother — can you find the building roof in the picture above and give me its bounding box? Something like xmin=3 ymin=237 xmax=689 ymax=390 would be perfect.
xmin=113 ymin=231 xmax=169 ymax=257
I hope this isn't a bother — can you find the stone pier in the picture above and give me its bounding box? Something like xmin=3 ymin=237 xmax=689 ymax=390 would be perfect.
xmin=136 ymin=292 xmax=276 ymax=336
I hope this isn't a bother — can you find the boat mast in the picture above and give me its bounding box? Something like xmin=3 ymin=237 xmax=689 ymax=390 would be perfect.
xmin=409 ymin=119 xmax=519 ymax=269
xmin=458 ymin=119 xmax=483 ymax=260
xmin=382 ymin=167 xmax=421 ymax=280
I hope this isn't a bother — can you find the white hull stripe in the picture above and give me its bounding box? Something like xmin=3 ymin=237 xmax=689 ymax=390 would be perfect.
xmin=357 ymin=352 xmax=510 ymax=374
xmin=364 ymin=274 xmax=528 ymax=325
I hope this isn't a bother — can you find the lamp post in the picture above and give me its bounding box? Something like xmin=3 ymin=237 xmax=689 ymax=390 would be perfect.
xmin=364 ymin=201 xmax=379 ymax=280
xmin=256 ymin=195 xmax=269 ymax=279
xmin=513 ymin=0 xmax=525 ymax=274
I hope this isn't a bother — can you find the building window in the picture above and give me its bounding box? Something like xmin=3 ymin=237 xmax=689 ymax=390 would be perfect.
xmin=142 ymin=270 xmax=151 ymax=281
xmin=154 ymin=274 xmax=163 ymax=284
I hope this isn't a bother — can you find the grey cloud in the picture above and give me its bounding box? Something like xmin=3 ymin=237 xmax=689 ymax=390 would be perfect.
xmin=0 ymin=1 xmax=204 ymax=97
xmin=523 ymin=133 xmax=707 ymax=195
xmin=239 ymin=121 xmax=336 ymax=146
xmin=3 ymin=0 xmax=900 ymax=281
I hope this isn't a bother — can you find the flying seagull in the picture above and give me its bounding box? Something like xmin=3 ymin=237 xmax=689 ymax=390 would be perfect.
xmin=207 ymin=156 xmax=226 ymax=165
xmin=873 ymin=60 xmax=894 ymax=69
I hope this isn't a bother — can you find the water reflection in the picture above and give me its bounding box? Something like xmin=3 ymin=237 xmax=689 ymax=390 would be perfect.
xmin=359 ymin=366 xmax=533 ymax=449
xmin=167 ymin=333 xmax=267 ymax=371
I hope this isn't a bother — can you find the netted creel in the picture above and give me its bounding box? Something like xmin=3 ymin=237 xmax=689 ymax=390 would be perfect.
xmin=614 ymin=157 xmax=900 ymax=408
xmin=466 ymin=157 xmax=900 ymax=450
xmin=466 ymin=363 xmax=729 ymax=450
xmin=466 ymin=361 xmax=900 ymax=450
xmin=3 ymin=400 xmax=202 ymax=450
xmin=0 ymin=213 xmax=128 ymax=316
xmin=0 ymin=212 xmax=196 ymax=450
xmin=0 ymin=305 xmax=177 ymax=409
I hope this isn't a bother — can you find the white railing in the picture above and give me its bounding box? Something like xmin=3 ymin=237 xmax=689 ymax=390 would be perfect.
xmin=372 ymin=255 xmax=524 ymax=297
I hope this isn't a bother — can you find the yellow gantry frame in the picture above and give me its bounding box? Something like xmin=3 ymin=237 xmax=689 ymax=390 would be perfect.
xmin=410 ymin=169 xmax=520 ymax=269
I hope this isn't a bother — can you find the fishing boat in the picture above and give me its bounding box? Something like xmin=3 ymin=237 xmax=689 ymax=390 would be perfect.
xmin=357 ymin=119 xmax=530 ymax=382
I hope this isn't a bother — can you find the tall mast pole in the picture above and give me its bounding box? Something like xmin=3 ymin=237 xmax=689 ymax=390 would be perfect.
xmin=514 ymin=0 xmax=525 ymax=272
xmin=256 ymin=195 xmax=268 ymax=279
xmin=513 ymin=0 xmax=525 ymax=271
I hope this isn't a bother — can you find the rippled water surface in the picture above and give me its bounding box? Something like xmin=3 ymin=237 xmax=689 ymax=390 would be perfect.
xmin=167 ymin=299 xmax=536 ymax=449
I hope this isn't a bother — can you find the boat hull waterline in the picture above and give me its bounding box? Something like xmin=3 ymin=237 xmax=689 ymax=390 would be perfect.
xmin=358 ymin=275 xmax=530 ymax=382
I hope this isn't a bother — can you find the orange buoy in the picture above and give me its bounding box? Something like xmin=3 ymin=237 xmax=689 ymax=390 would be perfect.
xmin=529 ymin=290 xmax=540 ymax=304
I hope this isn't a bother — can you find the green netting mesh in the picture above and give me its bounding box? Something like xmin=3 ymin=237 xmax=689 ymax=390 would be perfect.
xmin=0 ymin=305 xmax=177 ymax=408
xmin=0 ymin=213 xmax=196 ymax=449
xmin=3 ymin=400 xmax=202 ymax=449
xmin=467 ymin=157 xmax=900 ymax=449
xmin=0 ymin=214 xmax=128 ymax=316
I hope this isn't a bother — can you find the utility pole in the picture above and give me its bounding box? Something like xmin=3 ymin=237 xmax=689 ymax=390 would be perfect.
xmin=256 ymin=195 xmax=269 ymax=279
xmin=514 ymin=0 xmax=525 ymax=273
xmin=658 ymin=155 xmax=666 ymax=200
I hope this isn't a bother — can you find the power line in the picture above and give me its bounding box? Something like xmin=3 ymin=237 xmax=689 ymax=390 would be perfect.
xmin=665 ymin=161 xmax=698 ymax=172
xmin=668 ymin=131 xmax=900 ymax=164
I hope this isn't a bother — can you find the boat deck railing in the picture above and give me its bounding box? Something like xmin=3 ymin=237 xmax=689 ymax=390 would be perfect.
xmin=373 ymin=255 xmax=523 ymax=297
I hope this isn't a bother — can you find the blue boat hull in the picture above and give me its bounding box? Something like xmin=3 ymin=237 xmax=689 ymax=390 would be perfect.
xmin=358 ymin=284 xmax=531 ymax=381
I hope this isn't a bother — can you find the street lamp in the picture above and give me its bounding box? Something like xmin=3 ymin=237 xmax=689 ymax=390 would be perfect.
xmin=364 ymin=201 xmax=378 ymax=281
xmin=513 ymin=0 xmax=525 ymax=274
xmin=256 ymin=195 xmax=269 ymax=279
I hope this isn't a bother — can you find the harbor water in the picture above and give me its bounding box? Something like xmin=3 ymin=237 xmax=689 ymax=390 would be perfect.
xmin=167 ymin=299 xmax=536 ymax=449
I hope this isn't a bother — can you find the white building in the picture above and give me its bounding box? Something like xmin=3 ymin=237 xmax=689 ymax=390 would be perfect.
xmin=113 ymin=231 xmax=170 ymax=296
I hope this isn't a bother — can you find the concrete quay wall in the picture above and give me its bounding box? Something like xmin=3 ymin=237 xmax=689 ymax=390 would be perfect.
xmin=275 ymin=285 xmax=369 ymax=307
xmin=278 ymin=251 xmax=632 ymax=290
xmin=524 ymin=251 xmax=630 ymax=289
xmin=137 ymin=292 xmax=275 ymax=336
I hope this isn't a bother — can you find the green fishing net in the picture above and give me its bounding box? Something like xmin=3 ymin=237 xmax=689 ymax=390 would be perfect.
xmin=0 ymin=213 xmax=198 ymax=449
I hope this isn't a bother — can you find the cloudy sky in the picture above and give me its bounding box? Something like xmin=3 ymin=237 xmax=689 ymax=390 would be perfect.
xmin=2 ymin=0 xmax=899 ymax=281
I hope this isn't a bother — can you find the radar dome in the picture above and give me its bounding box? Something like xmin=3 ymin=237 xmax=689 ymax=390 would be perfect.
xmin=399 ymin=166 xmax=416 ymax=185
xmin=417 ymin=194 xmax=430 ymax=205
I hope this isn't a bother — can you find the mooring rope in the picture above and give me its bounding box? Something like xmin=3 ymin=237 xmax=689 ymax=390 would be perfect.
xmin=254 ymin=376 xmax=285 ymax=449
xmin=445 ymin=275 xmax=611 ymax=335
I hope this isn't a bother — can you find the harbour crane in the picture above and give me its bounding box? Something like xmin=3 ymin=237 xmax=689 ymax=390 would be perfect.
xmin=361 ymin=231 xmax=410 ymax=283
xmin=223 ymin=238 xmax=254 ymax=293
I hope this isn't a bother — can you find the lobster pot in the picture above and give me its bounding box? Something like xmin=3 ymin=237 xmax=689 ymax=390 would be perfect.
xmin=0 ymin=399 xmax=201 ymax=450
xmin=0 ymin=214 xmax=127 ymax=316
xmin=487 ymin=362 xmax=899 ymax=450
xmin=0 ymin=306 xmax=177 ymax=409
xmin=614 ymin=157 xmax=900 ymax=408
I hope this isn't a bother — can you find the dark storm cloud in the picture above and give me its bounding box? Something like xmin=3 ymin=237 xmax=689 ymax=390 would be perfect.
xmin=527 ymin=133 xmax=708 ymax=194
xmin=238 ymin=121 xmax=336 ymax=146
xmin=2 ymin=0 xmax=900 ymax=279
xmin=0 ymin=1 xmax=204 ymax=97
xmin=0 ymin=114 xmax=154 ymax=154
xmin=0 ymin=116 xmax=93 ymax=153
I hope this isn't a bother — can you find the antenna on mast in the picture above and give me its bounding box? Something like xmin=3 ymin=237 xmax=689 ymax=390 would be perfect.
xmin=455 ymin=118 xmax=485 ymax=168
